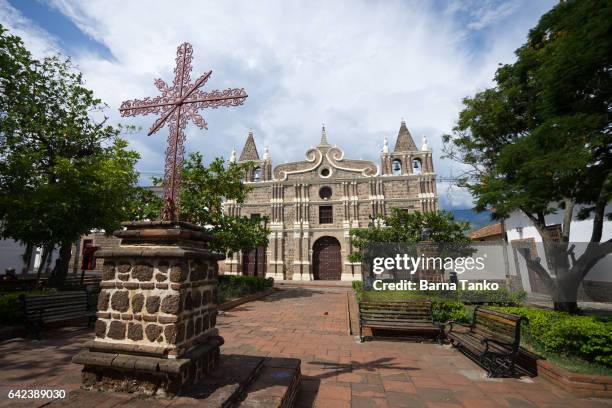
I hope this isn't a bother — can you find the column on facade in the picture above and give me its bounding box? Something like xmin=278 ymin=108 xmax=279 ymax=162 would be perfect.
xmin=380 ymin=152 xmax=392 ymax=176
xmin=292 ymin=183 xmax=312 ymax=280
xmin=369 ymin=179 xmax=386 ymax=218
xmin=302 ymin=184 xmax=311 ymax=280
xmin=342 ymin=181 xmax=362 ymax=281
xmin=266 ymin=183 xmax=285 ymax=280
xmin=418 ymin=174 xmax=437 ymax=213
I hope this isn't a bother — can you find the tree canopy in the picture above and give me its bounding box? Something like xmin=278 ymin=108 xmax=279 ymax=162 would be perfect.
xmin=0 ymin=25 xmax=268 ymax=281
xmin=0 ymin=25 xmax=141 ymax=280
xmin=137 ymin=153 xmax=269 ymax=254
xmin=442 ymin=0 xmax=612 ymax=312
xmin=348 ymin=209 xmax=471 ymax=262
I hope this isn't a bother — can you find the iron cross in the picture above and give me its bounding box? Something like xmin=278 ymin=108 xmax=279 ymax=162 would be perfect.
xmin=120 ymin=42 xmax=247 ymax=221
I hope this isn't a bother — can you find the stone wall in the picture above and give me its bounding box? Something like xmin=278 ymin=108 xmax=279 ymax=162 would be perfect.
xmin=96 ymin=257 xmax=218 ymax=357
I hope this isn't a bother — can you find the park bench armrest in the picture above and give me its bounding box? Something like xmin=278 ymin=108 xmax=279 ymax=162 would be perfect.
xmin=481 ymin=338 xmax=517 ymax=354
xmin=445 ymin=320 xmax=469 ymax=336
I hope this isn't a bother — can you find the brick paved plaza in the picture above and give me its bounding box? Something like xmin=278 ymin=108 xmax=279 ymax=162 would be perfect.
xmin=0 ymin=287 xmax=610 ymax=407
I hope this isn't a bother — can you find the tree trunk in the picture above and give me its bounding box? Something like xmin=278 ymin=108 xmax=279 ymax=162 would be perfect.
xmin=535 ymin=221 xmax=578 ymax=313
xmin=36 ymin=242 xmax=54 ymax=284
xmin=521 ymin=199 xmax=611 ymax=314
xmin=21 ymin=242 xmax=34 ymax=275
xmin=553 ymin=300 xmax=579 ymax=313
xmin=591 ymin=174 xmax=610 ymax=243
xmin=52 ymin=240 xmax=72 ymax=288
xmin=552 ymin=272 xmax=581 ymax=313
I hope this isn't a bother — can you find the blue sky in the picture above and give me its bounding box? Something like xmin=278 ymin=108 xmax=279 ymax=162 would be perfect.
xmin=1 ymin=0 xmax=557 ymax=210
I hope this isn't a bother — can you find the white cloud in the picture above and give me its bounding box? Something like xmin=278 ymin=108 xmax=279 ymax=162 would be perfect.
xmin=0 ymin=0 xmax=60 ymax=56
xmin=2 ymin=0 xmax=556 ymax=208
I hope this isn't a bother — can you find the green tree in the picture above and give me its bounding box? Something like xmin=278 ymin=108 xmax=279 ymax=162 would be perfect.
xmin=348 ymin=209 xmax=471 ymax=262
xmin=443 ymin=0 xmax=612 ymax=313
xmin=0 ymin=25 xmax=141 ymax=284
xmin=143 ymin=153 xmax=269 ymax=254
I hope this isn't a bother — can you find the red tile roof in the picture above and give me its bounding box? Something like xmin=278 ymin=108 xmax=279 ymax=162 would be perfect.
xmin=469 ymin=223 xmax=503 ymax=239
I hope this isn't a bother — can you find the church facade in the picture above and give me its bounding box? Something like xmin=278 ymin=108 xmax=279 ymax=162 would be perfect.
xmin=221 ymin=120 xmax=438 ymax=281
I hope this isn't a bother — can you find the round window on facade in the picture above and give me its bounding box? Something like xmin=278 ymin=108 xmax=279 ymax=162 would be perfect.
xmin=320 ymin=167 xmax=331 ymax=178
xmin=319 ymin=186 xmax=332 ymax=200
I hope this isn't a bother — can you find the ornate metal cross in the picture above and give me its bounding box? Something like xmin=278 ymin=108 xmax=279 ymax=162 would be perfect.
xmin=120 ymin=42 xmax=247 ymax=221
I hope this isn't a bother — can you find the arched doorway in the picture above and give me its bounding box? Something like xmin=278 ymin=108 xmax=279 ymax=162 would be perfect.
xmin=312 ymin=236 xmax=342 ymax=280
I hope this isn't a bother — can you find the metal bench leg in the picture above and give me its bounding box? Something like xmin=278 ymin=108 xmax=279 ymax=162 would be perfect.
xmin=505 ymin=355 xmax=517 ymax=378
xmin=479 ymin=352 xmax=493 ymax=377
xmin=33 ymin=322 xmax=41 ymax=341
xmin=359 ymin=323 xmax=364 ymax=343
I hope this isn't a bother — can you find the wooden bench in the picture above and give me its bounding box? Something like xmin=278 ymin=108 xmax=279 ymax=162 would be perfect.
xmin=358 ymin=300 xmax=443 ymax=343
xmin=446 ymin=307 xmax=523 ymax=377
xmin=63 ymin=275 xmax=101 ymax=289
xmin=20 ymin=291 xmax=96 ymax=339
xmin=39 ymin=274 xmax=101 ymax=290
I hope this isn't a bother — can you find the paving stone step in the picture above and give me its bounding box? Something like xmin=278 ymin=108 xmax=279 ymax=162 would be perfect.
xmin=46 ymin=354 xmax=301 ymax=408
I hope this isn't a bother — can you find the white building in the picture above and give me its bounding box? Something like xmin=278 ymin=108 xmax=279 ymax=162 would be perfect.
xmin=504 ymin=205 xmax=612 ymax=301
xmin=0 ymin=239 xmax=59 ymax=275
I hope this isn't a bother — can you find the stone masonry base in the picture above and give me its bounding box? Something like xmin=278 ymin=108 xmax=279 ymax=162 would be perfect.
xmin=73 ymin=335 xmax=223 ymax=397
xmin=56 ymin=354 xmax=301 ymax=407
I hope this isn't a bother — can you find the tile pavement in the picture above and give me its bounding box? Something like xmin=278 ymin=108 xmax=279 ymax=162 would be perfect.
xmin=0 ymin=287 xmax=610 ymax=407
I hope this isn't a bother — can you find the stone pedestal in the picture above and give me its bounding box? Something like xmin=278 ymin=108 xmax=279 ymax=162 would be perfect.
xmin=73 ymin=221 xmax=225 ymax=396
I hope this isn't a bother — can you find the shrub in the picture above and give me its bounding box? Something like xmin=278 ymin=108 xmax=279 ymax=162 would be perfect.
xmin=0 ymin=289 xmax=57 ymax=326
xmin=0 ymin=292 xmax=25 ymax=326
xmin=354 ymin=283 xmax=524 ymax=307
xmin=217 ymin=275 xmax=272 ymax=304
xmin=432 ymin=300 xmax=470 ymax=324
xmin=457 ymin=288 xmax=526 ymax=306
xmin=493 ymin=307 xmax=612 ymax=367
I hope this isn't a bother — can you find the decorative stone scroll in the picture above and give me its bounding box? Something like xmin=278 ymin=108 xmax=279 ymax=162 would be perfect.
xmin=73 ymin=220 xmax=224 ymax=396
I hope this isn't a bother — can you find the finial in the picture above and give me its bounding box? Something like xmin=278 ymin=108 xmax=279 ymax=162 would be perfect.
xmin=401 ymin=117 xmax=405 ymax=125
xmin=229 ymin=146 xmax=236 ymax=163
xmin=382 ymin=136 xmax=389 ymax=154
xmin=263 ymin=145 xmax=270 ymax=160
xmin=421 ymin=135 xmax=430 ymax=151
xmin=248 ymin=128 xmax=253 ymax=137
xmin=319 ymin=124 xmax=330 ymax=146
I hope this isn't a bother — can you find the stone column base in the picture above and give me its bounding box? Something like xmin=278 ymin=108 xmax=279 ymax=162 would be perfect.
xmin=341 ymin=273 xmax=361 ymax=281
xmin=73 ymin=335 xmax=223 ymax=397
xmin=291 ymin=273 xmax=313 ymax=281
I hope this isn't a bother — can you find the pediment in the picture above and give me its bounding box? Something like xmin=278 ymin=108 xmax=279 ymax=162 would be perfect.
xmin=273 ymin=145 xmax=378 ymax=181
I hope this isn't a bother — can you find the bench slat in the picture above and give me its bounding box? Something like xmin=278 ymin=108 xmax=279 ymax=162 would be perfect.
xmin=26 ymin=305 xmax=89 ymax=316
xmin=358 ymin=300 xmax=440 ymax=342
xmin=22 ymin=292 xmax=93 ymax=327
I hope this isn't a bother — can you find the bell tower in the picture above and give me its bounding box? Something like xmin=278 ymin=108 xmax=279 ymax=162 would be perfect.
xmin=238 ymin=130 xmax=272 ymax=182
xmin=380 ymin=119 xmax=434 ymax=176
